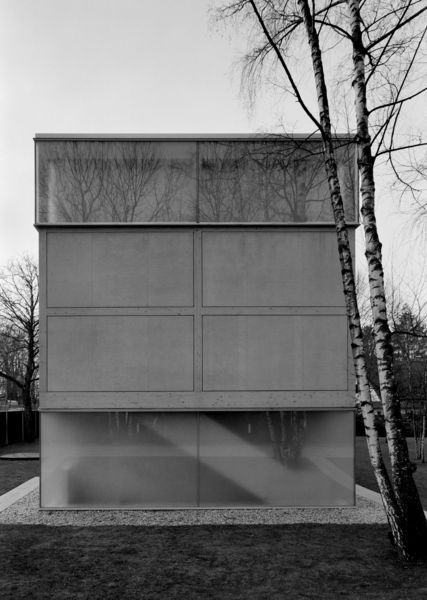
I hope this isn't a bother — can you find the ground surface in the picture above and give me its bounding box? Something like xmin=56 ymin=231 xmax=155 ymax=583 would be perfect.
xmin=1 ymin=524 xmax=427 ymax=600
xmin=1 ymin=439 xmax=427 ymax=599
xmin=0 ymin=441 xmax=40 ymax=495
xmin=355 ymin=437 xmax=427 ymax=506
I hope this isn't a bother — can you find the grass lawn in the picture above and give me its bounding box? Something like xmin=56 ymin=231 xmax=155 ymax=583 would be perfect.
xmin=0 ymin=460 xmax=39 ymax=495
xmin=0 ymin=441 xmax=40 ymax=495
xmin=1 ymin=524 xmax=427 ymax=600
xmin=355 ymin=436 xmax=427 ymax=507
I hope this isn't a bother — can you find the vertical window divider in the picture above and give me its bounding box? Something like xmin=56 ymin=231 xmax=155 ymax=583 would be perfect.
xmin=193 ymin=229 xmax=203 ymax=394
xmin=195 ymin=143 xmax=201 ymax=507
xmin=197 ymin=411 xmax=201 ymax=507
xmin=196 ymin=141 xmax=200 ymax=224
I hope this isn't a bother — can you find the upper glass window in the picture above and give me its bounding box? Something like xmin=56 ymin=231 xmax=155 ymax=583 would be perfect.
xmin=35 ymin=137 xmax=357 ymax=224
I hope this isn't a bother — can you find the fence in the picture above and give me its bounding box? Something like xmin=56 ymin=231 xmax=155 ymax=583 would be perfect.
xmin=0 ymin=409 xmax=39 ymax=445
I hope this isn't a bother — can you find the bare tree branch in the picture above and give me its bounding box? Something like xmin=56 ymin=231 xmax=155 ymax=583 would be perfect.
xmin=0 ymin=370 xmax=24 ymax=390
xmin=369 ymin=86 xmax=427 ymax=114
xmin=248 ymin=0 xmax=323 ymax=132
xmin=366 ymin=6 xmax=427 ymax=51
xmin=377 ymin=142 xmax=427 ymax=158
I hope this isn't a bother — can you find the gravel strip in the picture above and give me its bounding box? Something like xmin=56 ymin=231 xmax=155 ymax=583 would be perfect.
xmin=0 ymin=484 xmax=387 ymax=526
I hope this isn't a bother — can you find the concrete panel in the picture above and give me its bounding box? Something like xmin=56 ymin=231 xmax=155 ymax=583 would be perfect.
xmin=39 ymin=230 xmax=48 ymax=394
xmin=47 ymin=316 xmax=193 ymax=391
xmin=202 ymin=231 xmax=343 ymax=306
xmin=47 ymin=231 xmax=194 ymax=307
xmin=203 ymin=315 xmax=347 ymax=391
xmin=40 ymin=391 xmax=355 ymax=410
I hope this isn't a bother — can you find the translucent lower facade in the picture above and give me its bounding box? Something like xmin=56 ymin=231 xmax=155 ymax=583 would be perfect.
xmin=35 ymin=138 xmax=357 ymax=224
xmin=41 ymin=410 xmax=354 ymax=508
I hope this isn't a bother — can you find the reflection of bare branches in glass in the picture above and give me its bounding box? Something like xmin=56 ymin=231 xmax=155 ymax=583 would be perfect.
xmin=266 ymin=410 xmax=307 ymax=467
xmin=336 ymin=141 xmax=357 ymax=222
xmin=37 ymin=141 xmax=197 ymax=223
xmin=36 ymin=138 xmax=356 ymax=223
xmin=199 ymin=142 xmax=260 ymax=222
xmin=248 ymin=142 xmax=327 ymax=222
xmin=149 ymin=155 xmax=196 ymax=222
xmin=199 ymin=140 xmax=355 ymax=223
xmin=38 ymin=141 xmax=107 ymax=222
xmin=101 ymin=142 xmax=161 ymax=222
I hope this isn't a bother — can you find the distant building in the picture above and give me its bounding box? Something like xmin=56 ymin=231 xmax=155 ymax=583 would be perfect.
xmin=35 ymin=134 xmax=358 ymax=509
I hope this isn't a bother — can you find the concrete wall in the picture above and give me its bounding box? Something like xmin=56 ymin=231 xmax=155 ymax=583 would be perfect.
xmin=39 ymin=226 xmax=355 ymax=411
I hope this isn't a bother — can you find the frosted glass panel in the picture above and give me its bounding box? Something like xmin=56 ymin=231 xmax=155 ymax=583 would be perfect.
xmin=41 ymin=411 xmax=353 ymax=508
xmin=36 ymin=139 xmax=357 ymax=223
xmin=199 ymin=411 xmax=354 ymax=506
xmin=41 ymin=412 xmax=198 ymax=508
xmin=199 ymin=140 xmax=356 ymax=223
xmin=36 ymin=141 xmax=197 ymax=222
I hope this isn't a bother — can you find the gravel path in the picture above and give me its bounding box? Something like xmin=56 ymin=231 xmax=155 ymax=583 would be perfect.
xmin=0 ymin=482 xmax=387 ymax=526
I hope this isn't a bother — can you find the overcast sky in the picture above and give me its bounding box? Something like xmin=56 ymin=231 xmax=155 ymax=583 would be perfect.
xmin=0 ymin=0 xmax=425 ymax=300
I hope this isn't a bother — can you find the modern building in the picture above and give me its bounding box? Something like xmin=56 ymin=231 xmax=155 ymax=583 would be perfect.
xmin=35 ymin=134 xmax=357 ymax=509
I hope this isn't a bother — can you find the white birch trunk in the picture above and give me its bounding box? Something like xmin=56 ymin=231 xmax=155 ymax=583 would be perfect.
xmin=421 ymin=414 xmax=426 ymax=463
xmin=346 ymin=0 xmax=427 ymax=560
xmin=296 ymin=0 xmax=427 ymax=560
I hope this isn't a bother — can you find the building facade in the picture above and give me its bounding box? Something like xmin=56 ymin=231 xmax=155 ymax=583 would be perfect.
xmin=36 ymin=134 xmax=357 ymax=508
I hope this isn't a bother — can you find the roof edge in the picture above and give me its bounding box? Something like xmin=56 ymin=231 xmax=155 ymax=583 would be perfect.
xmin=34 ymin=132 xmax=355 ymax=141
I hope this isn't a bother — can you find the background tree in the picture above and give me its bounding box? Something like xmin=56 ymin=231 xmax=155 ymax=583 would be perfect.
xmin=392 ymin=305 xmax=427 ymax=461
xmin=359 ymin=266 xmax=427 ymax=456
xmin=362 ymin=307 xmax=427 ymax=449
xmin=0 ymin=256 xmax=39 ymax=442
xmin=218 ymin=0 xmax=427 ymax=560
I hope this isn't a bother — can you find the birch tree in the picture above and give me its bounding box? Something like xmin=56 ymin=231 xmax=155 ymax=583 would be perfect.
xmin=218 ymin=0 xmax=427 ymax=560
